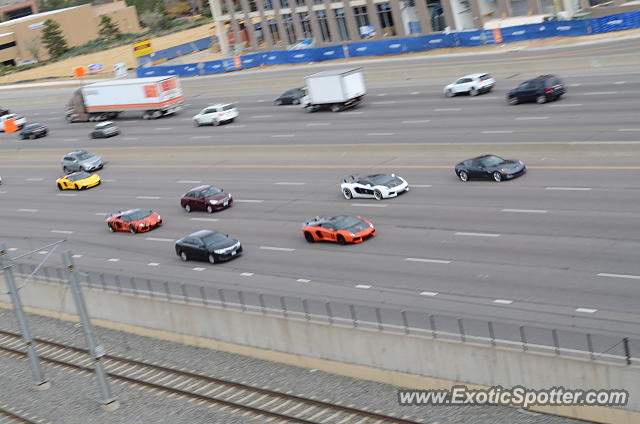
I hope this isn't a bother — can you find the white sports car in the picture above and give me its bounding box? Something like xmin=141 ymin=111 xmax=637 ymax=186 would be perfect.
xmin=444 ymin=73 xmax=495 ymax=97
xmin=341 ymin=174 xmax=410 ymax=200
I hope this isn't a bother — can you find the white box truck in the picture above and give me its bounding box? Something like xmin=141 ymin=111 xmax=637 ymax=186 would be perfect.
xmin=301 ymin=68 xmax=366 ymax=112
xmin=65 ymin=76 xmax=184 ymax=122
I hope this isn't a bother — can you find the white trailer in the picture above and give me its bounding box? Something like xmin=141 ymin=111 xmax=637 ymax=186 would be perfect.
xmin=65 ymin=76 xmax=184 ymax=122
xmin=301 ymin=68 xmax=366 ymax=112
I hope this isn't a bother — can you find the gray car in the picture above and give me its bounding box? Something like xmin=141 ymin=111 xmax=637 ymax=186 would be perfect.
xmin=91 ymin=121 xmax=119 ymax=138
xmin=61 ymin=150 xmax=104 ymax=173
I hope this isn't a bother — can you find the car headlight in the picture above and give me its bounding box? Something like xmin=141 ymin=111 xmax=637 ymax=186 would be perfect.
xmin=213 ymin=249 xmax=225 ymax=254
xmin=369 ymin=223 xmax=374 ymax=228
xmin=349 ymin=232 xmax=356 ymax=237
xmin=500 ymin=168 xmax=508 ymax=173
xmin=157 ymin=215 xmax=161 ymax=221
xmin=139 ymin=223 xmax=145 ymax=227
xmin=210 ymin=200 xmax=219 ymax=205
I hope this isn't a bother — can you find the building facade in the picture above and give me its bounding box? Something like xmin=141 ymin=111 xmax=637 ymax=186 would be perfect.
xmin=208 ymin=0 xmax=640 ymax=53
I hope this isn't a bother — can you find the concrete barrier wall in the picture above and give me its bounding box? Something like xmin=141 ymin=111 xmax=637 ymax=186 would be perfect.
xmin=2 ymin=279 xmax=639 ymax=424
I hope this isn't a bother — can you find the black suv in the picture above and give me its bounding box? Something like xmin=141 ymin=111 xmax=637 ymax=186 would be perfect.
xmin=507 ymin=75 xmax=565 ymax=105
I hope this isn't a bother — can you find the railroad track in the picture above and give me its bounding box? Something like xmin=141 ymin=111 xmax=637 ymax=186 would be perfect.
xmin=0 ymin=404 xmax=48 ymax=424
xmin=0 ymin=329 xmax=425 ymax=424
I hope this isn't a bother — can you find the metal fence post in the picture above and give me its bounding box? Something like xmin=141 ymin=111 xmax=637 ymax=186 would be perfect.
xmin=130 ymin=277 xmax=137 ymax=294
xmin=147 ymin=279 xmax=154 ymax=298
xmin=401 ymin=310 xmax=409 ymax=335
xmin=325 ymin=302 xmax=333 ymax=325
xmin=349 ymin=304 xmax=358 ymax=328
xmin=199 ymin=287 xmax=207 ymax=306
xmin=218 ymin=289 xmax=226 ymax=308
xmin=43 ymin=267 xmax=49 ymax=281
xmin=86 ymin=274 xmax=93 ymax=289
xmin=238 ymin=291 xmax=246 ymax=312
xmin=552 ymin=329 xmax=560 ymax=355
xmin=586 ymin=334 xmax=594 ymax=360
xmin=279 ymin=297 xmax=288 ymax=318
xmin=163 ymin=282 xmax=171 ymax=300
xmin=100 ymin=273 xmax=107 ymax=290
xmin=375 ymin=308 xmax=383 ymax=332
xmin=623 ymin=337 xmax=631 ymax=365
xmin=520 ymin=326 xmax=528 ymax=352
xmin=488 ymin=321 xmax=496 ymax=347
xmin=458 ymin=318 xmax=465 ymax=342
xmin=429 ymin=314 xmax=437 ymax=338
xmin=259 ymin=294 xmax=266 ymax=315
xmin=181 ymin=284 xmax=189 ymax=303
xmin=114 ymin=275 xmax=122 ymax=293
xmin=302 ymin=299 xmax=310 ymax=321
xmin=56 ymin=267 xmax=64 ymax=282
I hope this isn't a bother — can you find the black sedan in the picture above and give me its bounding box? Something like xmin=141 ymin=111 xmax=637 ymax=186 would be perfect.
xmin=175 ymin=230 xmax=242 ymax=264
xmin=507 ymin=75 xmax=565 ymax=105
xmin=274 ymin=88 xmax=303 ymax=105
xmin=455 ymin=155 xmax=526 ymax=182
xmin=20 ymin=123 xmax=48 ymax=139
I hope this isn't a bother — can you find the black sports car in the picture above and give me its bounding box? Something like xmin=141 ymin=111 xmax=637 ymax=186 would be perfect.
xmin=175 ymin=230 xmax=242 ymax=263
xmin=274 ymin=88 xmax=303 ymax=105
xmin=20 ymin=123 xmax=48 ymax=139
xmin=455 ymin=155 xmax=526 ymax=182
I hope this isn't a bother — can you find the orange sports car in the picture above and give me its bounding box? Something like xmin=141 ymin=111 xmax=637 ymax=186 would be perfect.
xmin=106 ymin=209 xmax=163 ymax=234
xmin=302 ymin=215 xmax=375 ymax=244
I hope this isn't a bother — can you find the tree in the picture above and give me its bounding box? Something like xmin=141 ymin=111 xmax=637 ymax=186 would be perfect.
xmin=41 ymin=19 xmax=69 ymax=58
xmin=25 ymin=36 xmax=42 ymax=61
xmin=98 ymin=15 xmax=122 ymax=41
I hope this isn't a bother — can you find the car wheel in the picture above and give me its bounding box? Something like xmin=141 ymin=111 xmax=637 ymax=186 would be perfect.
xmin=536 ymin=95 xmax=547 ymax=104
xmin=152 ymin=110 xmax=162 ymax=119
xmin=57 ymin=183 xmax=63 ymax=191
xmin=292 ymin=99 xmax=300 ymax=105
xmin=206 ymin=205 xmax=213 ymax=213
xmin=108 ymin=225 xmax=115 ymax=233
xmin=331 ymin=104 xmax=342 ymax=113
xmin=493 ymin=172 xmax=503 ymax=182
xmin=29 ymin=134 xmax=35 ymax=140
xmin=208 ymin=254 xmax=216 ymax=264
xmin=342 ymin=188 xmax=353 ymax=199
xmin=458 ymin=170 xmax=469 ymax=182
xmin=212 ymin=119 xmax=220 ymax=126
xmin=184 ymin=204 xmax=191 ymax=213
xmin=508 ymin=96 xmax=519 ymax=105
xmin=337 ymin=235 xmax=346 ymax=245
xmin=74 ymin=184 xmax=79 ymax=190
xmin=445 ymin=89 xmax=454 ymax=98
xmin=274 ymin=99 xmax=282 ymax=105
xmin=63 ymin=166 xmax=70 ymax=173
xmin=304 ymin=232 xmax=314 ymax=243
xmin=373 ymin=189 xmax=383 ymax=201
xmin=130 ymin=225 xmax=137 ymax=234
xmin=180 ymin=251 xmax=188 ymax=261
xmin=469 ymin=88 xmax=479 ymax=96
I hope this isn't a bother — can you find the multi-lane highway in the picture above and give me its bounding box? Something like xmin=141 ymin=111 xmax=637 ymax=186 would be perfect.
xmin=1 ymin=39 xmax=639 ymax=351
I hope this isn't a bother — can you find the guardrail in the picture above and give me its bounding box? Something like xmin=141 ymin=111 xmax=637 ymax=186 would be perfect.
xmin=136 ymin=10 xmax=640 ymax=78
xmin=11 ymin=262 xmax=638 ymax=365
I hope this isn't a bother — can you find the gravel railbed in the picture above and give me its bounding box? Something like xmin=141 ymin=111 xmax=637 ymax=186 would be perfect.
xmin=0 ymin=308 xmax=589 ymax=424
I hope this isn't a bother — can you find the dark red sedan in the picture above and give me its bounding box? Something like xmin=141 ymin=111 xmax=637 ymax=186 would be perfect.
xmin=180 ymin=185 xmax=233 ymax=213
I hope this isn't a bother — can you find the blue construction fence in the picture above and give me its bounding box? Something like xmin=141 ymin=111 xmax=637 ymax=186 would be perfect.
xmin=137 ymin=37 xmax=213 ymax=67
xmin=136 ymin=10 xmax=640 ymax=78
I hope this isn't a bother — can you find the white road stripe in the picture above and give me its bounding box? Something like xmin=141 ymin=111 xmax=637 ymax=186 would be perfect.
xmin=402 ymin=120 xmax=430 ymax=124
xmin=154 ymin=127 xmax=173 ymax=130
xmin=8 ymin=247 xmax=18 ymax=251
xmin=297 ymin=278 xmax=311 ymax=283
xmin=234 ymin=199 xmax=264 ymax=203
xmin=256 ymin=99 xmax=266 ymax=103
xmin=275 ymin=182 xmax=305 ymax=185
xmin=597 ymin=273 xmax=640 ymax=280
xmin=241 ymin=272 xmax=254 ymax=276
xmin=51 ymin=230 xmax=73 ymax=234
xmin=482 ymin=130 xmax=513 ymax=134
xmin=108 ymin=258 xmax=120 ymax=262
xmin=251 ymin=115 xmax=273 ymax=118
xmin=18 ymin=208 xmax=38 ymax=212
xmin=177 ymin=180 xmax=201 ymax=184
xmin=225 ymin=124 xmax=246 ymax=128
xmin=515 ymin=116 xmax=549 ymax=120
xmin=190 ymin=218 xmax=219 ymax=222
xmin=377 ymin=93 xmax=386 ymax=96
xmin=411 ymin=184 xmax=432 ymax=188
xmin=613 ymin=81 xmax=626 ymax=85
xmin=501 ymin=208 xmax=548 ymax=214
xmin=351 ymin=203 xmax=387 ymax=208
xmin=545 ymin=187 xmax=591 ymax=191
xmin=582 ymin=91 xmax=616 ymax=96
xmin=26 ymin=178 xmax=44 ymax=181
xmin=617 ymin=129 xmax=640 ymax=132
xmin=123 ymin=137 xmax=140 ymax=141
xmin=63 ymin=138 xmax=79 ymax=142
xmin=434 ymin=108 xmax=461 ymax=111
xmin=455 ymin=232 xmax=500 ymax=237
xmin=72 ymin=254 xmax=83 ymax=258
xmin=493 ymin=299 xmax=514 ymax=305
xmin=102 ymin=179 xmax=116 ymax=183
xmin=148 ymin=262 xmax=160 ymax=266
xmin=420 ymin=291 xmax=438 ymax=296
xmin=191 ymin=136 xmax=212 ymax=139
xmin=550 ymin=103 xmax=582 ymax=107
xmin=569 ymin=83 xmax=582 ymax=87
xmin=38 ymin=251 xmax=48 ymax=255
xmin=367 ymin=132 xmax=394 ymax=136
xmin=371 ymin=101 xmax=396 ymax=104
xmin=410 ymin=91 xmax=420 ymax=95
xmin=271 ymin=134 xmax=294 ymax=138
xmin=306 ymin=123 xmax=330 ymax=126
xmin=145 ymin=237 xmax=174 ymax=242
xmin=95 ymin=212 xmax=109 ymax=216
xmin=575 ymin=308 xmax=597 ymax=314
xmin=136 ymin=196 xmax=161 ymax=199
xmin=260 ymin=246 xmax=295 ymax=252
xmin=341 ymin=111 xmax=363 ymax=115
xmin=406 ymin=258 xmax=451 ymax=264
xmin=56 ymin=193 xmax=77 ymax=196
xmin=192 ymin=267 xmax=205 ymax=271
xmin=355 ymin=284 xmax=371 ymax=289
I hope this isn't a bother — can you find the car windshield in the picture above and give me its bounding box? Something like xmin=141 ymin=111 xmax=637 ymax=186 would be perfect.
xmin=222 ymin=104 xmax=235 ymax=111
xmin=480 ymin=74 xmax=491 ymax=80
xmin=99 ymin=123 xmax=115 ymax=128
xmin=480 ymin=156 xmax=505 ymax=167
xmin=24 ymin=124 xmax=39 ymax=129
xmin=68 ymin=172 xmax=91 ymax=181
xmin=333 ymin=216 xmax=362 ymax=230
xmin=124 ymin=210 xmax=152 ymax=221
xmin=201 ymin=232 xmax=228 ymax=246
xmin=202 ymin=187 xmax=222 ymax=197
xmin=369 ymin=175 xmax=395 ymax=185
xmin=75 ymin=152 xmax=94 ymax=161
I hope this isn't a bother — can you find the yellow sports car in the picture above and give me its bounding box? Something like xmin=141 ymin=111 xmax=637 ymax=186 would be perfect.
xmin=56 ymin=171 xmax=101 ymax=190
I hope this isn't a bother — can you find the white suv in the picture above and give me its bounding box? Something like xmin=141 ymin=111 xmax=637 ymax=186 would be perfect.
xmin=444 ymin=73 xmax=495 ymax=97
xmin=193 ymin=104 xmax=239 ymax=127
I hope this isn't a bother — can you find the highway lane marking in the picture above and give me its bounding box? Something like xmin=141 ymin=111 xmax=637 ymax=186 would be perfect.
xmin=613 ymin=81 xmax=626 ymax=85
xmin=18 ymin=208 xmax=38 ymax=212
xmin=493 ymin=299 xmax=514 ymax=305
xmin=234 ymin=199 xmax=264 ymax=203
xmin=501 ymin=208 xmax=548 ymax=214
xmin=412 ymin=184 xmax=432 ymax=188
xmin=241 ymin=272 xmax=254 ymax=276
xmin=420 ymin=291 xmax=438 ymax=296
xmin=38 ymin=251 xmax=48 ymax=255
xmin=136 ymin=196 xmax=162 ymax=199
xmin=192 ymin=267 xmax=205 ymax=271
xmin=148 ymin=263 xmax=160 ymax=266
xmin=371 ymin=101 xmax=396 ymax=105
xmin=402 ymin=120 xmax=430 ymax=124
xmin=575 ymin=308 xmax=597 ymax=314
xmin=340 ymin=111 xmax=363 ymax=115
xmin=515 ymin=116 xmax=549 ymax=120
xmin=406 ymin=258 xmax=451 ymax=264
xmin=224 ymin=125 xmax=246 ymax=128
xmin=597 ymin=273 xmax=640 ymax=280
xmin=297 ymin=278 xmax=311 ymax=283
xmin=550 ymin=103 xmax=582 ymax=107
xmin=107 ymin=258 xmax=120 ymax=262
xmin=191 ymin=136 xmax=212 ymax=139
xmin=95 ymin=212 xmax=109 ymax=216
xmin=455 ymin=232 xmax=500 ymax=237
xmin=56 ymin=193 xmax=77 ymax=197
xmin=256 ymin=99 xmax=266 ymax=103
xmin=582 ymin=91 xmax=616 ymax=96
xmin=410 ymin=91 xmax=420 ymax=95
xmin=271 ymin=134 xmax=295 ymax=138
xmin=251 ymin=115 xmax=273 ymax=118
xmin=569 ymin=83 xmax=582 ymax=87
xmin=367 ymin=132 xmax=394 ymax=136
xmin=72 ymin=254 xmax=83 ymax=258
xmin=177 ymin=180 xmax=202 ymax=184
xmin=355 ymin=284 xmax=371 ymax=289
xmin=275 ymin=182 xmax=305 ymax=185
xmin=306 ymin=123 xmax=331 ymax=126
xmin=123 ymin=137 xmax=140 ymax=140
xmin=50 ymin=230 xmax=73 ymax=234
xmin=377 ymin=93 xmax=387 ymax=96
xmin=545 ymin=187 xmax=591 ymax=191
xmin=434 ymin=108 xmax=461 ymax=111
xmin=145 ymin=237 xmax=174 ymax=242
xmin=351 ymin=203 xmax=387 ymax=207
xmin=190 ymin=218 xmax=219 ymax=222
xmin=154 ymin=127 xmax=173 ymax=130
xmin=617 ymin=129 xmax=640 ymax=132
xmin=260 ymin=246 xmax=295 ymax=252
xmin=63 ymin=138 xmax=79 ymax=142
xmin=25 ymin=178 xmax=44 ymax=181
xmin=481 ymin=130 xmax=513 ymax=134
xmin=8 ymin=248 xmax=17 ymax=251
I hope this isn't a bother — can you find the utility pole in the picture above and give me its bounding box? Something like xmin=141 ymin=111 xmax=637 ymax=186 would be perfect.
xmin=62 ymin=250 xmax=119 ymax=411
xmin=0 ymin=242 xmax=50 ymax=390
